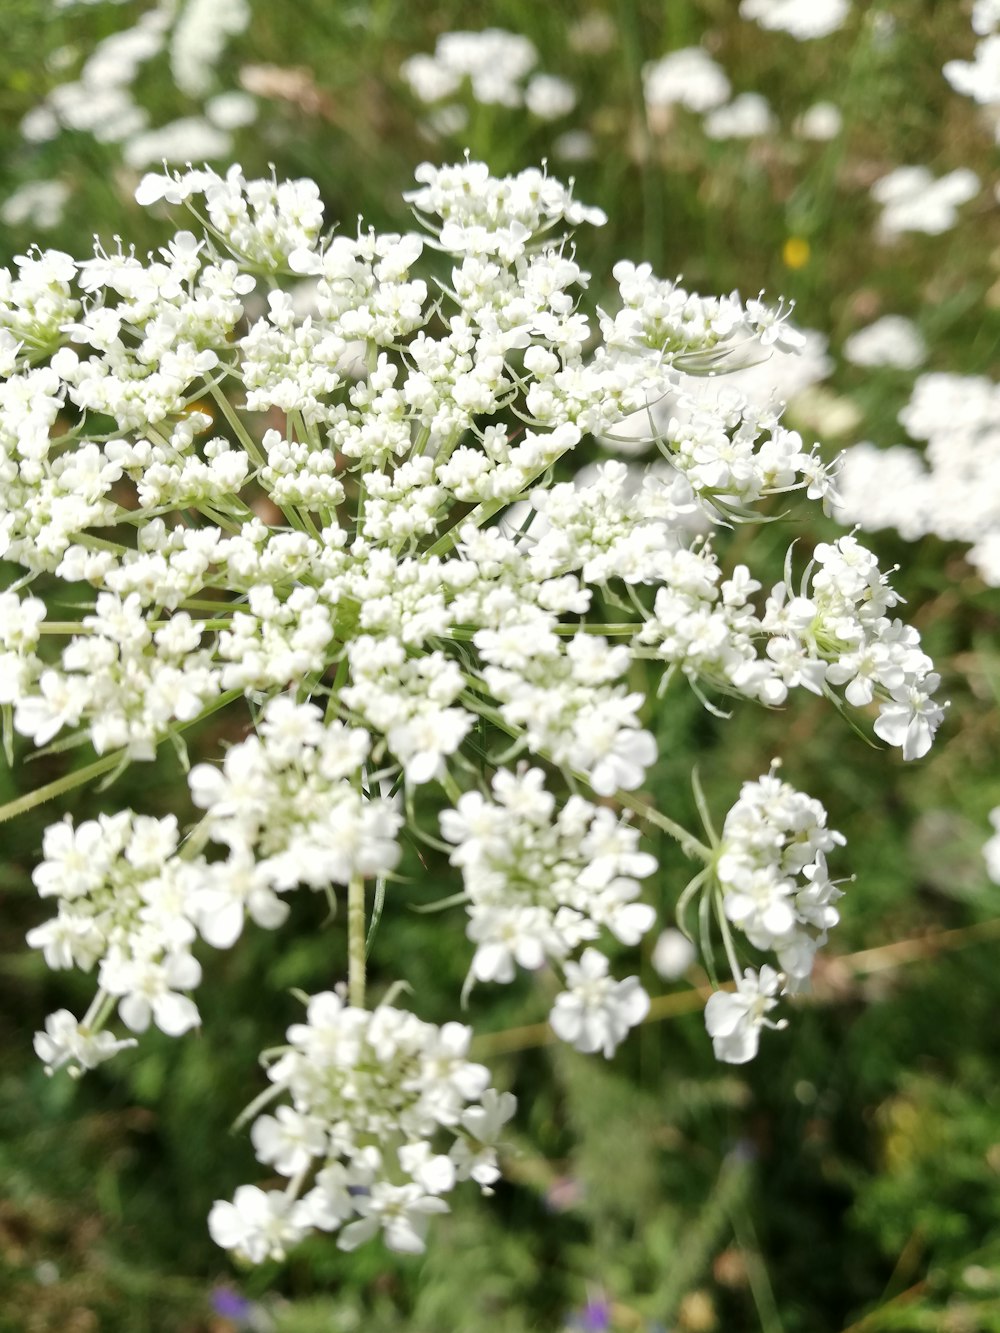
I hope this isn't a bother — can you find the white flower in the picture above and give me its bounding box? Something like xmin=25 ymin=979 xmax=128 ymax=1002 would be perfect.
xmin=524 ymin=74 xmax=577 ymax=119
xmin=33 ymin=1010 xmax=136 ymax=1075
xmin=208 ymin=1186 xmax=308 ymax=1263
xmin=104 ymin=950 xmax=202 ymax=1036
xmin=4 ymin=155 xmax=944 ymax=1271
xmin=652 ymin=928 xmax=697 ymax=980
xmin=451 ymin=1089 xmax=518 ymax=1189
xmin=873 ymin=679 xmax=946 ymax=760
xmin=337 ymin=1182 xmax=450 ymax=1255
xmin=703 ymin=93 xmax=776 ymax=140
xmin=871 ymin=167 xmax=979 ymax=237
xmin=549 ymin=949 xmax=650 ymax=1057
xmin=843 ymin=316 xmax=927 ymax=370
xmin=944 ymin=35 xmax=1000 ymax=112
xmin=704 ymin=966 xmax=785 ymax=1063
xmin=250 ymin=1105 xmax=329 ymax=1177
xmin=740 ymin=0 xmax=850 ymax=40
xmin=643 ymin=48 xmax=731 ymax=113
xmin=793 ymin=102 xmax=842 ymax=140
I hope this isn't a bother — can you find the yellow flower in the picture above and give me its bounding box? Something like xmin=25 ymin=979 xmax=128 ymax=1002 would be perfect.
xmin=782 ymin=236 xmax=811 ymax=269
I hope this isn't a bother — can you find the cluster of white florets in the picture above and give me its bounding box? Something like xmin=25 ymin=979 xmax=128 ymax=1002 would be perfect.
xmin=27 ymin=696 xmax=402 ymax=1077
xmin=209 ymin=993 xmax=516 ymax=1260
xmin=739 ymin=0 xmax=850 ymax=41
xmin=838 ymin=372 xmax=1000 ymax=586
xmin=641 ymin=47 xmax=781 ymax=144
xmin=441 ymin=766 xmax=655 ymax=1054
xmin=5 ymin=159 xmax=945 ymax=1260
xmin=870 ymin=166 xmax=980 ymax=239
xmin=20 ymin=0 xmax=256 ymax=178
xmin=632 ymin=530 xmax=945 ymax=757
xmin=944 ymin=1 xmax=1000 ymax=138
xmin=701 ymin=767 xmax=847 ymax=1063
xmin=400 ymin=28 xmax=576 ymax=123
xmin=716 ymin=770 xmax=845 ymax=976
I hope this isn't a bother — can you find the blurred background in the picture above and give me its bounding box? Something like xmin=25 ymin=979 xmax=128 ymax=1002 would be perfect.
xmin=1 ymin=1 xmax=999 ymax=1329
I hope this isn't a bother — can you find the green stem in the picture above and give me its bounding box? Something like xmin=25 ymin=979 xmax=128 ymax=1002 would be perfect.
xmin=206 ymin=380 xmax=266 ymax=469
xmin=715 ymin=888 xmax=744 ymax=982
xmin=347 ymin=872 xmax=366 ymax=1008
xmin=552 ymin=622 xmax=643 ymax=636
xmin=0 ymin=688 xmax=244 ymax=826
xmin=425 ymin=499 xmax=506 ymax=559
xmin=0 ymin=751 xmax=126 ymax=826
xmin=616 ymin=790 xmax=712 ymax=863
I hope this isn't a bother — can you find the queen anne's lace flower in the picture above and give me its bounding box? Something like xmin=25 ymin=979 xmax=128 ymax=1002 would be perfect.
xmin=6 ymin=160 xmax=942 ymax=1261
xmin=837 ymin=372 xmax=1000 ymax=587
xmin=209 ymin=994 xmax=513 ymax=1260
xmin=739 ymin=0 xmax=850 ymax=41
xmin=17 ymin=0 xmax=256 ymax=213
xmin=704 ymin=965 xmax=786 ymax=1063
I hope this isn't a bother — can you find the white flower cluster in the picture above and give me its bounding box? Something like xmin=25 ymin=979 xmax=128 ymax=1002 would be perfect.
xmin=703 ymin=93 xmax=776 ymax=141
xmin=643 ymin=48 xmax=731 ymax=114
xmin=28 ymin=697 xmax=401 ymax=1073
xmin=20 ymin=0 xmax=256 ymax=174
xmin=944 ymin=1 xmax=1000 ymax=139
xmin=703 ymin=768 xmax=845 ymax=1063
xmin=870 ymin=167 xmax=980 ymax=238
xmin=842 ymin=316 xmax=927 ymax=371
xmin=739 ymin=0 xmax=850 ymax=41
xmin=442 ymin=767 xmax=654 ymax=1056
xmin=717 ymin=769 xmax=845 ymax=978
xmin=985 ymin=809 xmax=1000 ymax=885
xmin=643 ymin=46 xmax=778 ymax=144
xmin=209 ymin=993 xmax=516 ymax=1260
xmin=400 ymin=28 xmax=576 ymax=125
xmin=838 ymin=372 xmax=1000 ymax=585
xmin=0 ymin=181 xmax=72 ymax=232
xmin=633 ymin=531 xmax=945 ymax=760
xmin=5 ymin=158 xmax=943 ymax=1260
xmin=793 ymin=102 xmax=843 ymax=142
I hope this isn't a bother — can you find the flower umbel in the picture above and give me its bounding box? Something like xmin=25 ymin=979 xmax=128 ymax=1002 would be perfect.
xmin=4 ymin=159 xmax=943 ymax=1261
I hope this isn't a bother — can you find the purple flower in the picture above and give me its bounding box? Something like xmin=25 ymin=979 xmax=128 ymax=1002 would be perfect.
xmin=211 ymin=1286 xmax=252 ymax=1320
xmin=578 ymin=1296 xmax=611 ymax=1331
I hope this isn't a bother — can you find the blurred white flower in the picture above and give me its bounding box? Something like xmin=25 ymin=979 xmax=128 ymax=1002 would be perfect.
xmin=553 ymin=129 xmax=595 ymax=162
xmin=651 ymin=928 xmax=697 ymax=980
xmin=524 ymin=73 xmax=577 ymax=120
xmin=843 ymin=316 xmax=927 ymax=370
xmin=205 ymin=90 xmax=258 ymax=129
xmin=401 ymin=29 xmax=537 ymax=108
xmin=0 ymin=180 xmax=70 ymax=230
xmin=838 ymin=372 xmax=1000 ymax=580
xmin=794 ymin=101 xmax=842 ymax=140
xmin=703 ymin=92 xmax=776 ymax=139
xmin=871 ymin=166 xmax=980 ymax=236
xmin=740 ymin=0 xmax=850 ymax=40
xmin=643 ymin=47 xmax=731 ymax=113
xmin=123 ymin=116 xmax=232 ymax=169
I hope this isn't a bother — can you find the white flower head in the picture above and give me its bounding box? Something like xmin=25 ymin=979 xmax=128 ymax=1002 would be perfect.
xmin=704 ymin=965 xmax=786 ymax=1064
xmin=549 ymin=948 xmax=650 ymax=1057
